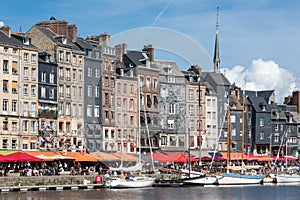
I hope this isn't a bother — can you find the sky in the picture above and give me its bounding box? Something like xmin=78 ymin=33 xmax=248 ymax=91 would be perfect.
xmin=1 ymin=0 xmax=300 ymax=103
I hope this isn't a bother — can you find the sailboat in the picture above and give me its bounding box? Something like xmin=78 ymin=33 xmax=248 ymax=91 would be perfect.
xmin=106 ymin=76 xmax=155 ymax=188
xmin=181 ymin=80 xmax=218 ymax=186
xmin=216 ymin=92 xmax=265 ymax=185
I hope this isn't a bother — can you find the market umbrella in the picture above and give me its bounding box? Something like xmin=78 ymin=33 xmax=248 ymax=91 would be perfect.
xmin=4 ymin=152 xmax=43 ymax=162
xmin=0 ymin=154 xmax=8 ymax=162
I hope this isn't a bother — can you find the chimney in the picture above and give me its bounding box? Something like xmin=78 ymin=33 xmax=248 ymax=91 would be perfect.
xmin=142 ymin=44 xmax=154 ymax=61
xmin=187 ymin=65 xmax=202 ymax=75
xmin=98 ymin=32 xmax=110 ymax=47
xmin=86 ymin=35 xmax=96 ymax=41
xmin=115 ymin=43 xmax=127 ymax=62
xmin=68 ymin=24 xmax=77 ymax=41
xmin=36 ymin=18 xmax=69 ymax=37
xmin=0 ymin=25 xmax=11 ymax=37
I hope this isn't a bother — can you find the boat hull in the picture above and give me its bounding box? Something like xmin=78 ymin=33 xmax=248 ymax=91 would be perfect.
xmin=106 ymin=177 xmax=155 ymax=188
xmin=183 ymin=176 xmax=218 ymax=185
xmin=276 ymin=174 xmax=300 ymax=183
xmin=217 ymin=173 xmax=264 ymax=185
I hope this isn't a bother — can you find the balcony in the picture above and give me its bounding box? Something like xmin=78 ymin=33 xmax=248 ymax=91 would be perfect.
xmin=38 ymin=109 xmax=58 ymax=117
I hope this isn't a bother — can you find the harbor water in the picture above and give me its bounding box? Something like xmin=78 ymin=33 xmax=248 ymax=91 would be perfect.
xmin=0 ymin=184 xmax=300 ymax=200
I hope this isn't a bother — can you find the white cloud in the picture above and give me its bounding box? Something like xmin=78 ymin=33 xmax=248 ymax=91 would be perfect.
xmin=225 ymin=58 xmax=296 ymax=103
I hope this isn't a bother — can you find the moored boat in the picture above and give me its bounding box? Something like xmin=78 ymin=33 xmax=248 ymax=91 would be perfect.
xmin=217 ymin=173 xmax=265 ymax=185
xmin=106 ymin=176 xmax=155 ymax=188
xmin=182 ymin=175 xmax=218 ymax=185
xmin=276 ymin=174 xmax=300 ymax=183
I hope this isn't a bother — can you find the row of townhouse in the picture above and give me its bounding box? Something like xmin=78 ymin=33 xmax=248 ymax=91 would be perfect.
xmin=1 ymin=17 xmax=299 ymax=158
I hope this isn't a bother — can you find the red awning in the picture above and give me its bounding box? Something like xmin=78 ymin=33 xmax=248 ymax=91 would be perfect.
xmin=3 ymin=152 xmax=43 ymax=162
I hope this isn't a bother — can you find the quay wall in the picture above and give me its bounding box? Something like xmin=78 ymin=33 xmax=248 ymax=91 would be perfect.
xmin=0 ymin=175 xmax=101 ymax=187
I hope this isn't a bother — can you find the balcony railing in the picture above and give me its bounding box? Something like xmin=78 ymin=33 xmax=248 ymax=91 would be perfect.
xmin=38 ymin=109 xmax=58 ymax=117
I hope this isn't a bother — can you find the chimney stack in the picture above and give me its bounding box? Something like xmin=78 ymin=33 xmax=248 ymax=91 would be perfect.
xmin=142 ymin=44 xmax=154 ymax=61
xmin=115 ymin=43 xmax=127 ymax=62
xmin=0 ymin=25 xmax=11 ymax=37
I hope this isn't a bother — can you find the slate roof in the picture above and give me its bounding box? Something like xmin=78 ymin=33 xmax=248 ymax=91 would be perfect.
xmin=75 ymin=37 xmax=94 ymax=51
xmin=34 ymin=26 xmax=73 ymax=47
xmin=203 ymin=72 xmax=231 ymax=86
xmin=248 ymin=96 xmax=271 ymax=113
xmin=124 ymin=50 xmax=158 ymax=70
xmin=0 ymin=30 xmax=22 ymax=47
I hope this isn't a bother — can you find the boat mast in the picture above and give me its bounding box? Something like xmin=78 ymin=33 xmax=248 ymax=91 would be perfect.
xmin=138 ymin=76 xmax=141 ymax=166
xmin=241 ymin=91 xmax=245 ymax=165
xmin=198 ymin=79 xmax=202 ymax=167
xmin=227 ymin=106 xmax=231 ymax=170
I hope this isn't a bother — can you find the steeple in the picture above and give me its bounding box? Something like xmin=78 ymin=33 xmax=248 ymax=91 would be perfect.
xmin=213 ymin=6 xmax=220 ymax=73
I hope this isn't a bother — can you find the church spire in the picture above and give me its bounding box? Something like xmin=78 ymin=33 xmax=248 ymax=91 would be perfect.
xmin=213 ymin=6 xmax=220 ymax=73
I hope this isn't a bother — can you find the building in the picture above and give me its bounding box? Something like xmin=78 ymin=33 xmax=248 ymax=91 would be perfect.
xmin=26 ymin=18 xmax=85 ymax=151
xmin=0 ymin=25 xmax=39 ymax=150
xmin=155 ymin=60 xmax=186 ymax=152
xmin=75 ymin=37 xmax=102 ymax=152
xmin=123 ymin=45 xmax=160 ymax=153
xmin=37 ymin=52 xmax=58 ymax=150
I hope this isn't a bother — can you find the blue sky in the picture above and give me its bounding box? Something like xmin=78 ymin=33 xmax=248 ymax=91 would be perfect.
xmin=1 ymin=0 xmax=300 ymax=101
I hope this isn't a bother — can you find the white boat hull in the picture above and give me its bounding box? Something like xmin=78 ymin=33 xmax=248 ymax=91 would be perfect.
xmin=217 ymin=173 xmax=264 ymax=185
xmin=183 ymin=176 xmax=217 ymax=185
xmin=276 ymin=174 xmax=300 ymax=183
xmin=106 ymin=177 xmax=155 ymax=188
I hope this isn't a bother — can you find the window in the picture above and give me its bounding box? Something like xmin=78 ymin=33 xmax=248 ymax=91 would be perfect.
xmin=146 ymin=77 xmax=150 ymax=89
xmin=260 ymin=131 xmax=264 ymax=140
xmin=105 ymin=93 xmax=109 ymax=105
xmin=88 ymin=85 xmax=92 ymax=97
xmin=153 ymin=78 xmax=157 ymax=89
xmin=12 ymin=81 xmax=17 ymax=93
xmin=65 ymin=85 xmax=70 ymax=97
xmin=58 ymin=102 xmax=63 ymax=115
xmin=31 ymin=102 xmax=35 ymax=117
xmin=30 ymin=121 xmax=36 ymax=132
xmin=3 ymin=60 xmax=8 ymax=72
xmin=2 ymin=80 xmax=8 ymax=92
xmin=95 ymin=68 xmax=100 ymax=77
xmin=275 ymin=124 xmax=279 ymax=131
xmin=32 ymin=68 xmax=36 ymax=80
xmin=78 ymin=104 xmax=82 ymax=117
xmin=88 ymin=67 xmax=92 ymax=77
xmin=65 ymin=68 xmax=70 ymax=80
xmin=189 ymin=105 xmax=194 ymax=115
xmin=123 ymin=114 xmax=127 ymax=126
xmin=130 ymin=99 xmax=134 ymax=109
xmin=78 ymin=70 xmax=82 ymax=81
xmin=58 ymin=51 xmax=64 ymax=62
xmin=207 ymin=112 xmax=211 ymax=120
xmin=147 ymin=94 xmax=151 ymax=108
xmin=169 ymin=103 xmax=175 ymax=114
xmin=66 ymin=122 xmax=70 ymax=132
xmin=2 ymin=100 xmax=8 ymax=112
xmin=87 ymin=105 xmax=92 ymax=117
xmin=104 ymin=77 xmax=108 ymax=86
xmin=49 ymin=87 xmax=55 ymax=99
xmin=123 ymin=83 xmax=127 ymax=93
xmin=72 ymin=86 xmax=76 ymax=98
xmin=59 ymin=85 xmax=64 ymax=97
xmin=168 ymin=76 xmax=175 ymax=83
xmin=168 ymin=119 xmax=174 ymax=129
xmin=12 ymin=122 xmax=17 ymax=131
xmin=31 ymin=54 xmax=36 ymax=62
xmin=23 ymin=102 xmax=28 ymax=116
xmin=41 ymin=72 xmax=46 ymax=82
xmin=23 ymin=120 xmax=28 ymax=132
xmin=94 ymin=106 xmax=99 ymax=117
xmin=12 ymin=100 xmax=17 ymax=112
xmin=23 ymin=84 xmax=28 ymax=95
xmin=72 ymin=69 xmax=76 ymax=80
xmin=58 ymin=67 xmax=63 ymax=78
xmin=110 ymin=78 xmax=115 ymax=87
xmin=31 ymin=85 xmax=36 ymax=96
xmin=117 ymin=98 xmax=121 ymax=107
xmin=24 ymin=67 xmax=28 ymax=79
xmin=117 ymin=83 xmax=121 ymax=93
xmin=259 ymin=118 xmax=264 ymax=126
xmin=207 ymin=99 xmax=211 ymax=107
xmin=12 ymin=61 xmax=18 ymax=74
xmin=230 ymin=115 xmax=236 ymax=123
xmin=170 ymin=136 xmax=176 ymax=146
xmin=24 ymin=53 xmax=28 ymax=61
xmin=95 ymin=86 xmax=100 ymax=98
xmin=123 ymin=98 xmax=127 ymax=108
xmin=212 ymin=99 xmax=216 ymax=107
xmin=78 ymin=87 xmax=82 ymax=98
xmin=72 ymin=104 xmax=76 ymax=117
xmin=161 ymin=136 xmax=167 ymax=145
xmin=49 ymin=73 xmax=54 ymax=83
xmin=189 ymin=89 xmax=193 ymax=100
xmin=41 ymin=86 xmax=46 ymax=98
xmin=66 ymin=52 xmax=70 ymax=62
xmin=66 ymin=102 xmax=71 ymax=115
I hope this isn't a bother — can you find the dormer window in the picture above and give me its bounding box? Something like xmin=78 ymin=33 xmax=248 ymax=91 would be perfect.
xmin=189 ymin=75 xmax=193 ymax=82
xmin=259 ymin=103 xmax=266 ymax=111
xmin=23 ymin=38 xmax=30 ymax=45
xmin=231 ymin=102 xmax=236 ymax=109
xmin=62 ymin=38 xmax=67 ymax=44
